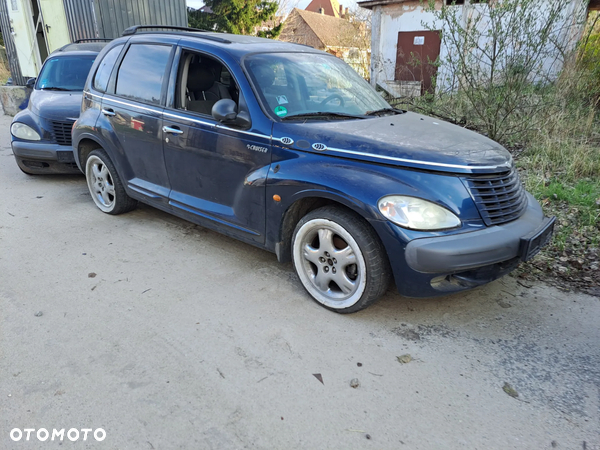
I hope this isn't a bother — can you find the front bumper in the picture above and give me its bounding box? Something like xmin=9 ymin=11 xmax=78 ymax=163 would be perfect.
xmin=11 ymin=140 xmax=81 ymax=174
xmin=372 ymin=193 xmax=554 ymax=297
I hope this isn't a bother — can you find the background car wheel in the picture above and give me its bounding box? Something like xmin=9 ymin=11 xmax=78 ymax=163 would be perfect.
xmin=85 ymin=149 xmax=137 ymax=215
xmin=292 ymin=206 xmax=391 ymax=313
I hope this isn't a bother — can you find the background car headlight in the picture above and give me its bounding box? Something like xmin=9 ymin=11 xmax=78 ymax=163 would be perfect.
xmin=378 ymin=195 xmax=461 ymax=230
xmin=11 ymin=122 xmax=41 ymax=141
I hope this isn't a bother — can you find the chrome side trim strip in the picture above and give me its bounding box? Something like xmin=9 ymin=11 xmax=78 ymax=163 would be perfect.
xmin=163 ymin=110 xmax=215 ymax=128
xmin=102 ymin=96 xmax=163 ymax=114
xmin=215 ymin=124 xmax=270 ymax=140
xmin=325 ymin=146 xmax=512 ymax=171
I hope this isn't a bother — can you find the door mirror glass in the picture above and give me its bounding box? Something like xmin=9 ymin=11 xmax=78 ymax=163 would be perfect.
xmin=26 ymin=78 xmax=36 ymax=89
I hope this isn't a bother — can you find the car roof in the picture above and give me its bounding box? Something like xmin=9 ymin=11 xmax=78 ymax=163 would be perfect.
xmin=51 ymin=41 xmax=110 ymax=56
xmin=118 ymin=27 xmax=326 ymax=60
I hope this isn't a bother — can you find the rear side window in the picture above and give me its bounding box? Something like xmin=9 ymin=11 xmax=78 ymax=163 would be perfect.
xmin=116 ymin=44 xmax=172 ymax=105
xmin=93 ymin=45 xmax=123 ymax=92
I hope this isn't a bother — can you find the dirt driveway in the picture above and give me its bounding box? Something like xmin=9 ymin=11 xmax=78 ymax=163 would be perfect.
xmin=0 ymin=113 xmax=598 ymax=449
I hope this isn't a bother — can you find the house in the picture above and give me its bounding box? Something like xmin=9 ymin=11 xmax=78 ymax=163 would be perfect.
xmin=278 ymin=8 xmax=370 ymax=78
xmin=305 ymin=0 xmax=349 ymax=18
xmin=358 ymin=0 xmax=598 ymax=97
xmin=0 ymin=0 xmax=187 ymax=85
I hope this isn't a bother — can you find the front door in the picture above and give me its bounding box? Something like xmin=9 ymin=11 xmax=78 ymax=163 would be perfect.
xmin=162 ymin=50 xmax=270 ymax=243
xmin=395 ymin=30 xmax=442 ymax=94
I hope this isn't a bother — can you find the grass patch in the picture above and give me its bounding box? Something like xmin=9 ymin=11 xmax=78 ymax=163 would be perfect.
xmin=0 ymin=46 xmax=9 ymax=85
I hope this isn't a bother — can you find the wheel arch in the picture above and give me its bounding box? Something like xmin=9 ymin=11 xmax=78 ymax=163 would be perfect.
xmin=275 ymin=191 xmax=382 ymax=263
xmin=77 ymin=137 xmax=103 ymax=171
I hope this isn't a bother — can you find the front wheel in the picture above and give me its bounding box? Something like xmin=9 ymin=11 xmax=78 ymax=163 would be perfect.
xmin=85 ymin=149 xmax=137 ymax=215
xmin=292 ymin=206 xmax=390 ymax=313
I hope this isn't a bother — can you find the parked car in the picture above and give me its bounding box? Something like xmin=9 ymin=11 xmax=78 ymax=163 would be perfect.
xmin=10 ymin=40 xmax=109 ymax=174
xmin=73 ymin=26 xmax=554 ymax=313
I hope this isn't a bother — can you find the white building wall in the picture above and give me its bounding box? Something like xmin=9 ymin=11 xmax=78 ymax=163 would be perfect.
xmin=369 ymin=0 xmax=589 ymax=94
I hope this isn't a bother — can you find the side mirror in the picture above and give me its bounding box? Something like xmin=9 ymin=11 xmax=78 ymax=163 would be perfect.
xmin=212 ymin=99 xmax=237 ymax=122
xmin=212 ymin=99 xmax=251 ymax=129
xmin=26 ymin=78 xmax=36 ymax=89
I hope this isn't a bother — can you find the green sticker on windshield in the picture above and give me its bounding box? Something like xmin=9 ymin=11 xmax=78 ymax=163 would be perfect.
xmin=274 ymin=106 xmax=288 ymax=117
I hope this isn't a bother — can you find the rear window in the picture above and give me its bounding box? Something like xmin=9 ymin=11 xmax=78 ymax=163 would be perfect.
xmin=93 ymin=44 xmax=123 ymax=92
xmin=37 ymin=55 xmax=96 ymax=91
xmin=115 ymin=44 xmax=172 ymax=105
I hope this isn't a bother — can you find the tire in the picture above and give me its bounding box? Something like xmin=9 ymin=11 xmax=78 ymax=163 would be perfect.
xmin=85 ymin=149 xmax=137 ymax=215
xmin=292 ymin=206 xmax=391 ymax=313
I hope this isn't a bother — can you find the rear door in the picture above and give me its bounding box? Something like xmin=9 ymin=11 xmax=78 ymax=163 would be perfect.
xmin=161 ymin=48 xmax=271 ymax=244
xmin=97 ymin=42 xmax=174 ymax=204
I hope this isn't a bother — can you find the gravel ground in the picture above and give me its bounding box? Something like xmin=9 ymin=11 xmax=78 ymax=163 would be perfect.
xmin=0 ymin=113 xmax=599 ymax=449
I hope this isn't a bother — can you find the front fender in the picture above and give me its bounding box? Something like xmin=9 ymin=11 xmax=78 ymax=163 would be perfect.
xmin=264 ymin=147 xmax=483 ymax=259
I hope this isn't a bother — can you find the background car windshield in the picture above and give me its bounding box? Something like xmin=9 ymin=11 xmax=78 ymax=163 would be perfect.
xmin=245 ymin=53 xmax=391 ymax=119
xmin=37 ymin=56 xmax=96 ymax=91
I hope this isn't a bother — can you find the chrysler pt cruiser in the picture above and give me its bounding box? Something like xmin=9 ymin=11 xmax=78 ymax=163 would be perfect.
xmin=72 ymin=26 xmax=554 ymax=313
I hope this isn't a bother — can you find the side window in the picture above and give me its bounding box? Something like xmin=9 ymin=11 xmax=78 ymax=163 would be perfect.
xmin=175 ymin=51 xmax=239 ymax=116
xmin=93 ymin=45 xmax=123 ymax=92
xmin=116 ymin=44 xmax=172 ymax=105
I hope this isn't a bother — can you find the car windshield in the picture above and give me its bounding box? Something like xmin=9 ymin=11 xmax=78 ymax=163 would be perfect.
xmin=245 ymin=53 xmax=391 ymax=120
xmin=36 ymin=55 xmax=96 ymax=91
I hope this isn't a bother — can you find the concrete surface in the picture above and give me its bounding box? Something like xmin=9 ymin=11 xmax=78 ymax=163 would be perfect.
xmin=0 ymin=113 xmax=599 ymax=449
xmin=0 ymin=86 xmax=31 ymax=116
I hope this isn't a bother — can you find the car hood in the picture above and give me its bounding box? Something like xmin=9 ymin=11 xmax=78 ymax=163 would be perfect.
xmin=272 ymin=112 xmax=512 ymax=174
xmin=29 ymin=89 xmax=82 ymax=121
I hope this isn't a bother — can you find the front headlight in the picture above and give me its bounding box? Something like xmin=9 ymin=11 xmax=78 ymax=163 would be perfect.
xmin=378 ymin=195 xmax=461 ymax=230
xmin=11 ymin=122 xmax=41 ymax=141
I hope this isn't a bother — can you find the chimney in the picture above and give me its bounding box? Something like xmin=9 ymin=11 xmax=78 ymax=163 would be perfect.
xmin=339 ymin=5 xmax=343 ymax=16
xmin=345 ymin=7 xmax=349 ymax=17
xmin=319 ymin=7 xmax=324 ymax=14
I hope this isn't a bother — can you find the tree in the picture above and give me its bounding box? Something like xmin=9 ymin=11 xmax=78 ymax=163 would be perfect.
xmin=419 ymin=0 xmax=588 ymax=142
xmin=187 ymin=0 xmax=282 ymax=39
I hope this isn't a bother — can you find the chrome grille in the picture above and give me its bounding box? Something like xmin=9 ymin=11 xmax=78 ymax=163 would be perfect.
xmin=51 ymin=120 xmax=75 ymax=146
xmin=462 ymin=167 xmax=528 ymax=226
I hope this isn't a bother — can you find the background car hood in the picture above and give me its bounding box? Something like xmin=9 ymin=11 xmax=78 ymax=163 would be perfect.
xmin=29 ymin=90 xmax=82 ymax=121
xmin=272 ymin=112 xmax=512 ymax=174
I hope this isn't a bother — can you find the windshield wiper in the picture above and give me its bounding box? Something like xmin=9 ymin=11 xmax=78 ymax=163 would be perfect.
xmin=281 ymin=112 xmax=366 ymax=121
xmin=365 ymin=107 xmax=404 ymax=116
xmin=40 ymin=86 xmax=72 ymax=91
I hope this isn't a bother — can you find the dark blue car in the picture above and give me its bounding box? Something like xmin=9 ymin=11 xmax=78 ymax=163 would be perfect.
xmin=73 ymin=26 xmax=554 ymax=313
xmin=10 ymin=41 xmax=108 ymax=174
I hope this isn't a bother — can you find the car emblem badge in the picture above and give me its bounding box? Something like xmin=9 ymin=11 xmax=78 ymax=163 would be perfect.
xmin=280 ymin=137 xmax=294 ymax=145
xmin=312 ymin=143 xmax=327 ymax=151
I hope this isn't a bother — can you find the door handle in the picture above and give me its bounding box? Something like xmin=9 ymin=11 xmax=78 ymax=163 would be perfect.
xmin=163 ymin=126 xmax=183 ymax=135
xmin=101 ymin=108 xmax=115 ymax=117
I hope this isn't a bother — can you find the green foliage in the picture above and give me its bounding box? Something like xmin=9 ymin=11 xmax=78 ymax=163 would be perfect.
xmin=187 ymin=1 xmax=282 ymax=38
xmin=576 ymin=12 xmax=600 ymax=102
xmin=420 ymin=0 xmax=585 ymax=142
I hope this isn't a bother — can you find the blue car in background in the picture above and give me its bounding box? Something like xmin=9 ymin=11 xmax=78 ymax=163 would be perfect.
xmin=10 ymin=41 xmax=108 ymax=174
xmin=72 ymin=26 xmax=554 ymax=313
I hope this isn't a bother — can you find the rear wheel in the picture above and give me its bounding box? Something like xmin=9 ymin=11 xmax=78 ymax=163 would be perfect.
xmin=292 ymin=206 xmax=390 ymax=313
xmin=85 ymin=149 xmax=137 ymax=215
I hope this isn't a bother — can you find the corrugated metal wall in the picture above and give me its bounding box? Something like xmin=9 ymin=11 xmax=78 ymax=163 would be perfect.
xmin=63 ymin=0 xmax=100 ymax=42
xmin=0 ymin=0 xmax=26 ymax=85
xmin=63 ymin=0 xmax=187 ymax=41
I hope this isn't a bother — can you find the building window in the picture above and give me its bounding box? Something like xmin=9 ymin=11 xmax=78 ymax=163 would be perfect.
xmin=445 ymin=0 xmax=465 ymax=4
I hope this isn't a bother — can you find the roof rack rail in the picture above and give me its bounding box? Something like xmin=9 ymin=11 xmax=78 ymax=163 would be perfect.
xmin=74 ymin=38 xmax=112 ymax=43
xmin=121 ymin=25 xmax=232 ymax=44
